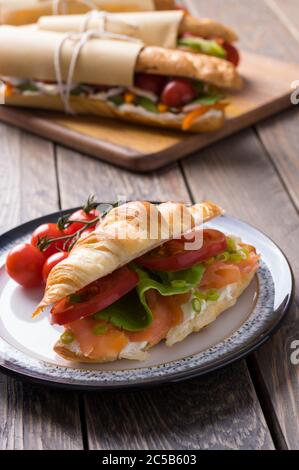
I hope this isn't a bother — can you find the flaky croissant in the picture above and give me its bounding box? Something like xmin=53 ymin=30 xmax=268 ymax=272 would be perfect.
xmin=33 ymin=200 xmax=224 ymax=316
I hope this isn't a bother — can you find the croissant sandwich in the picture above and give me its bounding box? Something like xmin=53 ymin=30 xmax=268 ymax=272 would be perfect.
xmin=0 ymin=23 xmax=241 ymax=132
xmin=32 ymin=201 xmax=260 ymax=363
xmin=0 ymin=0 xmax=176 ymax=25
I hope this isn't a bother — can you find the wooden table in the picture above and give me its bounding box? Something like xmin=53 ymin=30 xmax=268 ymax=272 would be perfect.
xmin=0 ymin=0 xmax=298 ymax=450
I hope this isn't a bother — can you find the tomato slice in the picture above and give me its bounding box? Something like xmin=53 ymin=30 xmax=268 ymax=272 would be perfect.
xmin=218 ymin=40 xmax=240 ymax=66
xmin=136 ymin=229 xmax=227 ymax=272
xmin=51 ymin=266 xmax=138 ymax=325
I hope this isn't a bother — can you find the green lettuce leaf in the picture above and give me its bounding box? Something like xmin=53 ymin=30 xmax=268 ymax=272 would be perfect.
xmin=178 ymin=37 xmax=226 ymax=59
xmin=18 ymin=81 xmax=39 ymax=93
xmin=108 ymin=94 xmax=124 ymax=106
xmin=94 ymin=265 xmax=205 ymax=332
xmin=137 ymin=96 xmax=158 ymax=113
xmin=189 ymin=92 xmax=225 ymax=106
xmin=94 ymin=291 xmax=150 ymax=332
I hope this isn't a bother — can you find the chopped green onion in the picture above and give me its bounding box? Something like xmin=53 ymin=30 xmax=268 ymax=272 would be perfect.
xmin=192 ymin=298 xmax=202 ymax=313
xmin=216 ymin=251 xmax=230 ymax=262
xmin=93 ymin=324 xmax=108 ymax=336
xmin=194 ymin=290 xmax=207 ymax=300
xmin=239 ymin=248 xmax=249 ymax=259
xmin=227 ymin=237 xmax=237 ymax=253
xmin=229 ymin=253 xmax=243 ymax=263
xmin=60 ymin=331 xmax=75 ymax=345
xmin=171 ymin=280 xmax=188 ymax=288
xmin=206 ymin=289 xmax=220 ymax=302
xmin=69 ymin=294 xmax=83 ymax=304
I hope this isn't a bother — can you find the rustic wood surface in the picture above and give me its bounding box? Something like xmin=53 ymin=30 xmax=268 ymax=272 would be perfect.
xmin=0 ymin=126 xmax=83 ymax=450
xmin=0 ymin=0 xmax=298 ymax=450
xmin=183 ymin=0 xmax=299 ymax=450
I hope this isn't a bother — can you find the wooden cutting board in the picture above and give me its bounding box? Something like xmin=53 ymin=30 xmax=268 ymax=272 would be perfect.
xmin=0 ymin=51 xmax=298 ymax=172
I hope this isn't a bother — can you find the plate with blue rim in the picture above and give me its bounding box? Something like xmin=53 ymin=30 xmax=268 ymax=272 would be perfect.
xmin=0 ymin=206 xmax=293 ymax=390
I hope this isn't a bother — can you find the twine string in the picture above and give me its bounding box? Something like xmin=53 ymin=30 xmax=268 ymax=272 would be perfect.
xmin=54 ymin=24 xmax=142 ymax=114
xmin=79 ymin=10 xmax=106 ymax=33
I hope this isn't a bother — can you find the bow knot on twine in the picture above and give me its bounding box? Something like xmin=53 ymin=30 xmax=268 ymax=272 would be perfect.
xmin=53 ymin=12 xmax=142 ymax=114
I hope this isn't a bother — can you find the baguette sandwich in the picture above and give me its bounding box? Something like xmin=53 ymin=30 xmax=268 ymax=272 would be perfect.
xmin=0 ymin=26 xmax=241 ymax=132
xmin=33 ymin=201 xmax=260 ymax=363
xmin=0 ymin=0 xmax=176 ymax=25
xmin=38 ymin=10 xmax=239 ymax=64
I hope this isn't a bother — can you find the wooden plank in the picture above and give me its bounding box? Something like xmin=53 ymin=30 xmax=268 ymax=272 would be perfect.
xmin=1 ymin=52 xmax=298 ymax=171
xmin=257 ymin=108 xmax=299 ymax=209
xmin=258 ymin=0 xmax=299 ymax=209
xmin=0 ymin=123 xmax=83 ymax=450
xmin=182 ymin=127 xmax=299 ymax=449
xmin=86 ymin=365 xmax=273 ymax=450
xmin=185 ymin=0 xmax=299 ymax=208
xmin=56 ymin=148 xmax=189 ymax=206
xmin=57 ymin=146 xmax=274 ymax=449
xmin=183 ymin=0 xmax=299 ymax=449
xmin=265 ymin=0 xmax=299 ymax=43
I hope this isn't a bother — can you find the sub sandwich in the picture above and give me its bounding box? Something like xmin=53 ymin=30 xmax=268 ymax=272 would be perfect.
xmin=38 ymin=10 xmax=239 ymax=64
xmin=0 ymin=0 xmax=176 ymax=25
xmin=0 ymin=25 xmax=241 ymax=132
xmin=33 ymin=201 xmax=260 ymax=363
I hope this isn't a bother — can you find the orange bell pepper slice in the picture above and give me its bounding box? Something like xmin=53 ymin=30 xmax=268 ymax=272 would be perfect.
xmin=124 ymin=92 xmax=135 ymax=104
xmin=4 ymin=83 xmax=13 ymax=98
xmin=182 ymin=102 xmax=228 ymax=131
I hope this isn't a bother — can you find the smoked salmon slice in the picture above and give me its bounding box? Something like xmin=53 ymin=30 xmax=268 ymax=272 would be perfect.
xmin=67 ymin=317 xmax=129 ymax=360
xmin=200 ymin=249 xmax=259 ymax=290
xmin=128 ymin=290 xmax=186 ymax=346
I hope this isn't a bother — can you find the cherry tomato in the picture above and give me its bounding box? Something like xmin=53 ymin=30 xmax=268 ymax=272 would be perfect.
xmin=31 ymin=223 xmax=65 ymax=258
xmin=42 ymin=251 xmax=69 ymax=283
xmin=135 ymin=73 xmax=167 ymax=95
xmin=220 ymin=41 xmax=240 ymax=66
xmin=64 ymin=209 xmax=100 ymax=236
xmin=6 ymin=243 xmax=46 ymax=288
xmin=51 ymin=266 xmax=139 ymax=325
xmin=161 ymin=79 xmax=197 ymax=107
xmin=136 ymin=229 xmax=227 ymax=272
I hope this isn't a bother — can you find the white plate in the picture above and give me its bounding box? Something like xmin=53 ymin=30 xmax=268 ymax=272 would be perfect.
xmin=0 ymin=211 xmax=293 ymax=390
